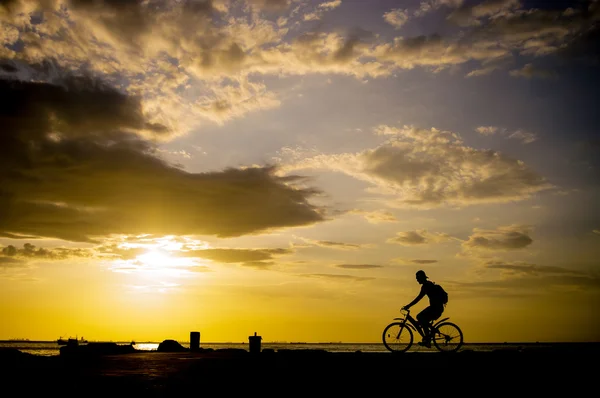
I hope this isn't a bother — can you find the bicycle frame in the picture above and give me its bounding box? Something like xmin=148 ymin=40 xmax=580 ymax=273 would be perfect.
xmin=393 ymin=309 xmax=449 ymax=338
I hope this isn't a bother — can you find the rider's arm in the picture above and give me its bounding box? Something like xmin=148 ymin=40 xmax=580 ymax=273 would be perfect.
xmin=404 ymin=287 xmax=425 ymax=309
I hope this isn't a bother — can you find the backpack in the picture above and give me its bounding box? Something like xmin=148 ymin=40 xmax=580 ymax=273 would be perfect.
xmin=431 ymin=282 xmax=448 ymax=306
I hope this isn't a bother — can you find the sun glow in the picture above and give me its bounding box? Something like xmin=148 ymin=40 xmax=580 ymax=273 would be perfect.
xmin=110 ymin=246 xmax=202 ymax=283
xmin=109 ymin=248 xmax=200 ymax=293
xmin=132 ymin=249 xmax=198 ymax=275
xmin=137 ymin=250 xmax=175 ymax=268
xmin=108 ymin=236 xmax=209 ymax=278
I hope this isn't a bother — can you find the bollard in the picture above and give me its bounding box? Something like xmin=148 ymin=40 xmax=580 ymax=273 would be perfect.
xmin=248 ymin=332 xmax=262 ymax=354
xmin=190 ymin=331 xmax=200 ymax=351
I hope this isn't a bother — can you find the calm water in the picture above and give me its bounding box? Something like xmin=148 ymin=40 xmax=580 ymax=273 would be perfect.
xmin=0 ymin=341 xmax=574 ymax=356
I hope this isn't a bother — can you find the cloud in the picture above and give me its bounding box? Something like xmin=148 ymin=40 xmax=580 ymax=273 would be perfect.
xmin=180 ymin=248 xmax=293 ymax=266
xmin=195 ymin=79 xmax=281 ymax=124
xmin=95 ymin=244 xmax=148 ymax=261
xmin=383 ymin=9 xmax=409 ymax=29
xmin=557 ymin=22 xmax=600 ymax=65
xmin=475 ymin=126 xmax=538 ymax=143
xmin=0 ymin=75 xmax=169 ymax=139
xmin=465 ymin=63 xmax=503 ymax=77
xmin=507 ymin=129 xmax=537 ymax=144
xmin=334 ymin=264 xmax=383 ymax=269
xmin=447 ymin=0 xmax=521 ymax=27
xmin=1 ymin=0 xmax=595 ymax=136
xmin=371 ymin=33 xmax=507 ymax=70
xmin=349 ymin=209 xmax=398 ymax=224
xmin=283 ymin=125 xmax=552 ymax=208
xmin=411 ymin=259 xmax=438 ymax=264
xmin=462 ymin=225 xmax=533 ymax=251
xmin=475 ymin=126 xmax=499 ymax=135
xmin=509 ymin=63 xmax=558 ymax=79
xmin=413 ymin=0 xmax=463 ymax=18
xmin=301 ymin=273 xmax=374 ymax=282
xmin=451 ymin=272 xmax=600 ymax=296
xmin=0 ymin=243 xmax=92 ymax=259
xmin=296 ymin=237 xmax=362 ymax=250
xmin=372 ymin=3 xmax=597 ymax=74
xmin=0 ymin=75 xmax=326 ymax=242
xmin=247 ymin=0 xmax=291 ymax=11
xmin=0 ymin=256 xmax=25 ymax=268
xmin=303 ymin=0 xmax=342 ymax=21
xmin=484 ymin=260 xmax=588 ymax=276
xmin=388 ymin=230 xmax=454 ymax=246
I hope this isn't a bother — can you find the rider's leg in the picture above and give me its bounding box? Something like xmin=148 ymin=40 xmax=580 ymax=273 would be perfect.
xmin=416 ymin=309 xmax=433 ymax=342
xmin=418 ymin=306 xmax=443 ymax=345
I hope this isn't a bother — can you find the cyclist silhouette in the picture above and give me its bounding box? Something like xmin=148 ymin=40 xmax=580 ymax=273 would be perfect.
xmin=402 ymin=270 xmax=445 ymax=348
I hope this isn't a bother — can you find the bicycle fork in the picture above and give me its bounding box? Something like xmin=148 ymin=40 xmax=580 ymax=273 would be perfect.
xmin=394 ymin=323 xmax=405 ymax=339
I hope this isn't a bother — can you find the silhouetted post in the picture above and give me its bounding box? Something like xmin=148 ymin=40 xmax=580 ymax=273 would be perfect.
xmin=248 ymin=332 xmax=262 ymax=354
xmin=190 ymin=331 xmax=200 ymax=351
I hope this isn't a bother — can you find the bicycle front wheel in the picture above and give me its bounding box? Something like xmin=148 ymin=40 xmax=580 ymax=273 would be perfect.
xmin=382 ymin=322 xmax=413 ymax=353
xmin=432 ymin=322 xmax=463 ymax=352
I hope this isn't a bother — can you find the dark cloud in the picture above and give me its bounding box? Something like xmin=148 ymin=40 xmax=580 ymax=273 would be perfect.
xmin=0 ymin=0 xmax=23 ymax=12
xmin=0 ymin=74 xmax=325 ymax=242
xmin=0 ymin=256 xmax=23 ymax=266
xmin=411 ymin=259 xmax=438 ymax=264
xmin=388 ymin=229 xmax=453 ymax=245
xmin=558 ymin=23 xmax=600 ymax=64
xmin=377 ymin=1 xmax=600 ymax=74
xmin=0 ymin=243 xmax=92 ymax=259
xmin=463 ymin=225 xmax=533 ymax=251
xmin=0 ymin=231 xmax=38 ymax=239
xmin=0 ymin=75 xmax=167 ymax=141
xmin=390 ymin=231 xmax=426 ymax=245
xmin=0 ymin=62 xmax=18 ymax=72
xmin=66 ymin=0 xmax=216 ymax=45
xmin=312 ymin=240 xmax=361 ymax=250
xmin=447 ymin=0 xmax=521 ymax=27
xmin=484 ymin=260 xmax=588 ymax=276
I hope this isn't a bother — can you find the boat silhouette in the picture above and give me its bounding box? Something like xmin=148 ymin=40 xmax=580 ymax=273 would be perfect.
xmin=57 ymin=336 xmax=87 ymax=345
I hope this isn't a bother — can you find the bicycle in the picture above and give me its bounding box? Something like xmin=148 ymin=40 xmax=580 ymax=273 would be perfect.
xmin=382 ymin=308 xmax=463 ymax=353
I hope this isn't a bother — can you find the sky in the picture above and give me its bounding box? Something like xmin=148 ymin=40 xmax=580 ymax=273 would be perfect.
xmin=1 ymin=0 xmax=599 ymax=344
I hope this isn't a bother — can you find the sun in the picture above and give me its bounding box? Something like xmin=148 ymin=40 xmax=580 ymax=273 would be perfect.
xmin=133 ymin=249 xmax=198 ymax=277
xmin=108 ymin=237 xmax=208 ymax=281
xmin=136 ymin=250 xmax=174 ymax=268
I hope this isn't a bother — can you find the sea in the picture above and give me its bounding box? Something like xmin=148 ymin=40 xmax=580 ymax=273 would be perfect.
xmin=0 ymin=340 xmax=584 ymax=356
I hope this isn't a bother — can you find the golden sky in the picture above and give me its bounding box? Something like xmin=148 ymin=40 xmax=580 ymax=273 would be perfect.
xmin=1 ymin=0 xmax=599 ymax=343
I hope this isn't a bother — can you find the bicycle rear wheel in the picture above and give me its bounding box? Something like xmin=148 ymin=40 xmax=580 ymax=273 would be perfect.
xmin=432 ymin=322 xmax=463 ymax=352
xmin=382 ymin=322 xmax=413 ymax=353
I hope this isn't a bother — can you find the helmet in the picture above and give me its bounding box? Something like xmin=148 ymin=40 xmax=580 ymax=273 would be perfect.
xmin=416 ymin=270 xmax=428 ymax=279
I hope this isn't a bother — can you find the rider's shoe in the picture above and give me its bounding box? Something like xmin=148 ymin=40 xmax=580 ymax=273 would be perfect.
xmin=418 ymin=339 xmax=431 ymax=348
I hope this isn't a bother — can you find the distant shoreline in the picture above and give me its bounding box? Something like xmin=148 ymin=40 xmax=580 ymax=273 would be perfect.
xmin=2 ymin=340 xmax=599 ymax=345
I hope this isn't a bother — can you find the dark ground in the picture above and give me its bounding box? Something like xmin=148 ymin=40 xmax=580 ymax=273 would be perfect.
xmin=1 ymin=345 xmax=597 ymax=396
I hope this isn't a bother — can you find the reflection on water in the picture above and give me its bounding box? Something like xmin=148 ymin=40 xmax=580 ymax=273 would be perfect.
xmin=133 ymin=343 xmax=159 ymax=351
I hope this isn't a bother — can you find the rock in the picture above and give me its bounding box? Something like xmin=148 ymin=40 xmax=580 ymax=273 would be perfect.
xmin=157 ymin=339 xmax=189 ymax=352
